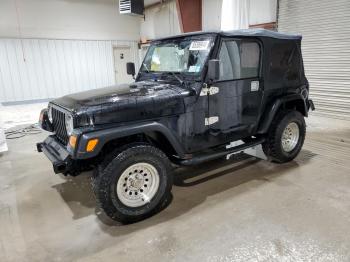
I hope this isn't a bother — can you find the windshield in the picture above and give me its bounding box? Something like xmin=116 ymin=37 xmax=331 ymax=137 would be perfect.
xmin=140 ymin=37 xmax=215 ymax=76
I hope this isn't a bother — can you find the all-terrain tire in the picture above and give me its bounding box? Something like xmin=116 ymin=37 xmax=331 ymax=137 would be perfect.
xmin=91 ymin=146 xmax=126 ymax=197
xmin=262 ymin=110 xmax=306 ymax=163
xmin=92 ymin=144 xmax=173 ymax=224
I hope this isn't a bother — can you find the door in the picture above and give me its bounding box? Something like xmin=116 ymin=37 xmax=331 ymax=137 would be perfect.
xmin=113 ymin=46 xmax=134 ymax=84
xmin=207 ymin=39 xmax=263 ymax=143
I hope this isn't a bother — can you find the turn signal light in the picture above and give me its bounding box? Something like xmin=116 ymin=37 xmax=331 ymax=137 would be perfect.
xmin=69 ymin=135 xmax=77 ymax=148
xmin=86 ymin=138 xmax=99 ymax=152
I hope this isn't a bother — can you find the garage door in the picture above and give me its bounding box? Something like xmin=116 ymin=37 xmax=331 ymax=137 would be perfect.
xmin=278 ymin=0 xmax=350 ymax=120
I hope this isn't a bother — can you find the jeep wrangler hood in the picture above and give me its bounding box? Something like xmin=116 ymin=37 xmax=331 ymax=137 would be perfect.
xmin=51 ymin=81 xmax=191 ymax=126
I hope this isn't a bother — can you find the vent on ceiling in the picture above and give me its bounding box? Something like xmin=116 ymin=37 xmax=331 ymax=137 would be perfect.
xmin=119 ymin=0 xmax=144 ymax=16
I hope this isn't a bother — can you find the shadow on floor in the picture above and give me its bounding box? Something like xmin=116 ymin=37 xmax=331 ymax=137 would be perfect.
xmin=52 ymin=172 xmax=96 ymax=220
xmin=52 ymin=150 xmax=317 ymax=236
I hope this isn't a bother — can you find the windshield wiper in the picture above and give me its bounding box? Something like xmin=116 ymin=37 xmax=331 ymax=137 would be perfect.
xmin=165 ymin=72 xmax=184 ymax=86
xmin=163 ymin=71 xmax=198 ymax=94
xmin=165 ymin=72 xmax=198 ymax=93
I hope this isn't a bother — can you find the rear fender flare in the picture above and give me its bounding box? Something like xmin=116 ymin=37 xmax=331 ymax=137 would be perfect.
xmin=257 ymin=94 xmax=307 ymax=134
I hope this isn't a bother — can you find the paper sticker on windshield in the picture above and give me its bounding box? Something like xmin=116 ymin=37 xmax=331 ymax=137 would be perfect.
xmin=189 ymin=40 xmax=210 ymax=51
xmin=189 ymin=65 xmax=200 ymax=72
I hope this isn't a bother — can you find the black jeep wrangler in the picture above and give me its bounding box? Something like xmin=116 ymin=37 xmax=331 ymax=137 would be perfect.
xmin=37 ymin=29 xmax=314 ymax=223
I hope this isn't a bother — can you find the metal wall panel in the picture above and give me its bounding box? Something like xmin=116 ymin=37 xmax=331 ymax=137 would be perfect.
xmin=0 ymin=38 xmax=139 ymax=103
xmin=278 ymin=0 xmax=350 ymax=120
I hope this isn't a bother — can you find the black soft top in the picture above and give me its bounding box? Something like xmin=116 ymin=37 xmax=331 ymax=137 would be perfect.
xmin=152 ymin=29 xmax=306 ymax=90
xmin=155 ymin=29 xmax=301 ymax=41
xmin=221 ymin=29 xmax=301 ymax=40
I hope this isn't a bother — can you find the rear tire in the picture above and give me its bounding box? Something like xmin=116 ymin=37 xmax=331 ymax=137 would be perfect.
xmin=92 ymin=144 xmax=173 ymax=224
xmin=262 ymin=110 xmax=306 ymax=163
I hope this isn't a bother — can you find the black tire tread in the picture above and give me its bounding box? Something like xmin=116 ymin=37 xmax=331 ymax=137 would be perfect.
xmin=92 ymin=143 xmax=172 ymax=223
xmin=262 ymin=110 xmax=306 ymax=163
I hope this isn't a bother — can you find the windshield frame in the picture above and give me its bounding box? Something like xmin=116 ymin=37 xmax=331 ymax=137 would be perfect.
xmin=137 ymin=34 xmax=217 ymax=82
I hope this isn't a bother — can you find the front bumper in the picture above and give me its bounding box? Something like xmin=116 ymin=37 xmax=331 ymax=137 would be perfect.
xmin=37 ymin=136 xmax=72 ymax=174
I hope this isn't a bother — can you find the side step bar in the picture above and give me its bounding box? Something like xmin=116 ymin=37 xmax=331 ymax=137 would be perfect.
xmin=177 ymin=138 xmax=265 ymax=166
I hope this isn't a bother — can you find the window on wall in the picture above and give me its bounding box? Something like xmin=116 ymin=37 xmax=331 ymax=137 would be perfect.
xmin=218 ymin=40 xmax=260 ymax=81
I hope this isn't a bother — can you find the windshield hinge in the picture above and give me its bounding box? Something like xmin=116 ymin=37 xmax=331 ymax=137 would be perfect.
xmin=200 ymin=84 xmax=219 ymax=96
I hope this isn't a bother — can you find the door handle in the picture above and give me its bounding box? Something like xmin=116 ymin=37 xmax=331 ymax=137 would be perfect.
xmin=250 ymin=81 xmax=259 ymax=92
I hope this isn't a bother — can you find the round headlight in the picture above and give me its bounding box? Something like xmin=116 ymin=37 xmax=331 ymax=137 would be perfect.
xmin=48 ymin=106 xmax=53 ymax=123
xmin=65 ymin=114 xmax=74 ymax=136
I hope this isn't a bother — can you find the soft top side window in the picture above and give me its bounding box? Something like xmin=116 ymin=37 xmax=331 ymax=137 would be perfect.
xmin=218 ymin=40 xmax=260 ymax=81
xmin=269 ymin=42 xmax=301 ymax=85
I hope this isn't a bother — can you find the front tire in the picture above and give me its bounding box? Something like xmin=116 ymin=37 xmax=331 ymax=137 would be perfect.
xmin=93 ymin=144 xmax=173 ymax=224
xmin=262 ymin=110 xmax=306 ymax=163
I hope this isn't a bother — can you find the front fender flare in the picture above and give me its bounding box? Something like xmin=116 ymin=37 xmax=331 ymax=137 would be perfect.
xmin=257 ymin=94 xmax=308 ymax=134
xmin=75 ymin=121 xmax=185 ymax=159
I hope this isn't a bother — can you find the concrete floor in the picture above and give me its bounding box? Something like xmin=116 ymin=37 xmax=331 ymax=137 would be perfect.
xmin=1 ymin=102 xmax=48 ymax=130
xmin=0 ymin=115 xmax=350 ymax=262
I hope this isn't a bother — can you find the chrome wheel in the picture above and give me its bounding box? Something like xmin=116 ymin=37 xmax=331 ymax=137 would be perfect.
xmin=281 ymin=122 xmax=300 ymax=152
xmin=116 ymin=163 xmax=160 ymax=208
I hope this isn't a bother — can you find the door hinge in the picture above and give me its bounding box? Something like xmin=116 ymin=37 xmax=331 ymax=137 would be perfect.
xmin=205 ymin=116 xmax=219 ymax=126
xmin=200 ymin=84 xmax=219 ymax=96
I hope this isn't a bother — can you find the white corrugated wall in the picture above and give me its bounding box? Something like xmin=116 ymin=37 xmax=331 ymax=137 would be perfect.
xmin=278 ymin=0 xmax=350 ymax=120
xmin=0 ymin=38 xmax=139 ymax=103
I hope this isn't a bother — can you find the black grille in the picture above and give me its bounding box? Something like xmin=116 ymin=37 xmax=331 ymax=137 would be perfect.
xmin=51 ymin=107 xmax=69 ymax=145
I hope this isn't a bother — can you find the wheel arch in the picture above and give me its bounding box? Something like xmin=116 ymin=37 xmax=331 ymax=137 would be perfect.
xmin=257 ymin=94 xmax=308 ymax=134
xmin=75 ymin=121 xmax=186 ymax=160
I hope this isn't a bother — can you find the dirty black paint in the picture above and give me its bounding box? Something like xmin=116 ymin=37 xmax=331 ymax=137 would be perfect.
xmin=38 ymin=29 xmax=311 ymax=175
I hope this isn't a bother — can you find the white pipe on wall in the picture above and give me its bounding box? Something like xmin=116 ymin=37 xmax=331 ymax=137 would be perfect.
xmin=221 ymin=0 xmax=250 ymax=30
xmin=202 ymin=0 xmax=277 ymax=30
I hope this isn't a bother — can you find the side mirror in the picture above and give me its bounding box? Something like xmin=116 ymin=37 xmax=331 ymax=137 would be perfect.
xmin=126 ymin=62 xmax=135 ymax=78
xmin=207 ymin=59 xmax=220 ymax=81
